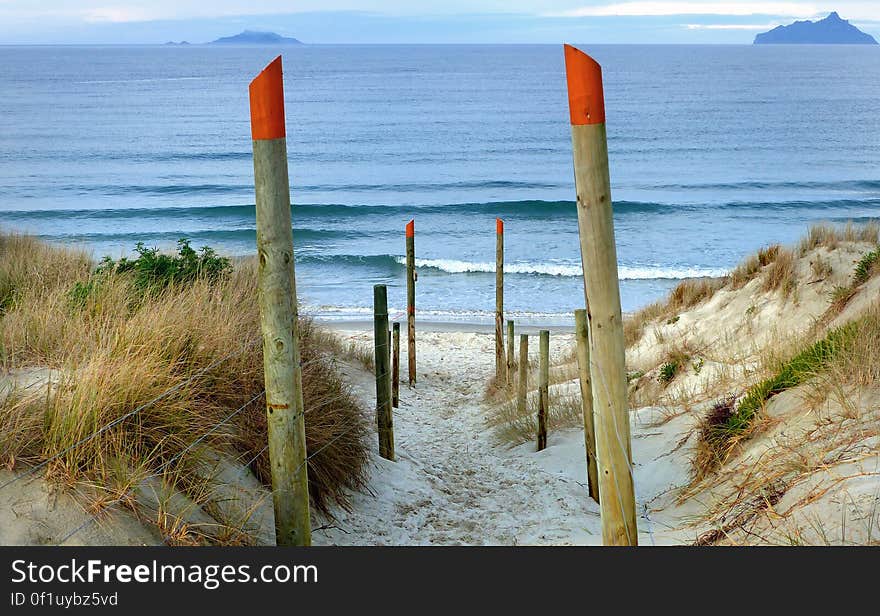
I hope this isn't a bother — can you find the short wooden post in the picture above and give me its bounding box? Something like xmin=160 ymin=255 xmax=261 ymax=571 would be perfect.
xmin=387 ymin=328 xmax=393 ymax=410
xmin=516 ymin=334 xmax=529 ymax=416
xmin=574 ymin=309 xmax=600 ymax=504
xmin=537 ymin=329 xmax=549 ymax=451
xmin=565 ymin=44 xmax=637 ymax=545
xmin=249 ymin=56 xmax=311 ymax=546
xmin=506 ymin=319 xmax=515 ymax=386
xmin=374 ymin=285 xmax=394 ymax=460
xmin=392 ymin=322 xmax=400 ymax=408
xmin=495 ymin=218 xmax=506 ymax=383
xmin=406 ymin=220 xmax=416 ymax=386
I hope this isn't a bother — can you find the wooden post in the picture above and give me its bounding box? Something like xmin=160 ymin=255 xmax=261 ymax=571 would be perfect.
xmin=392 ymin=322 xmax=400 ymax=408
xmin=374 ymin=285 xmax=394 ymax=460
xmin=495 ymin=218 xmax=506 ymax=383
xmin=574 ymin=309 xmax=600 ymax=504
xmin=506 ymin=319 xmax=515 ymax=386
xmin=249 ymin=56 xmax=311 ymax=546
xmin=565 ymin=44 xmax=637 ymax=545
xmin=516 ymin=334 xmax=529 ymax=417
xmin=406 ymin=220 xmax=416 ymax=386
xmin=537 ymin=329 xmax=549 ymax=452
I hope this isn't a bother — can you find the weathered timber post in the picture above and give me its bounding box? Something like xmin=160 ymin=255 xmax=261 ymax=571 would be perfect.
xmin=374 ymin=285 xmax=395 ymax=460
xmin=517 ymin=334 xmax=529 ymax=417
xmin=406 ymin=220 xmax=416 ymax=386
xmin=537 ymin=329 xmax=549 ymax=451
xmin=565 ymin=44 xmax=637 ymax=545
xmin=495 ymin=218 xmax=506 ymax=383
xmin=574 ymin=308 xmax=600 ymax=503
xmin=249 ymin=56 xmax=311 ymax=546
xmin=392 ymin=322 xmax=400 ymax=408
xmin=506 ymin=319 xmax=515 ymax=386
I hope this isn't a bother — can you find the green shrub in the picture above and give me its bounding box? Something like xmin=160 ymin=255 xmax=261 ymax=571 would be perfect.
xmin=658 ymin=361 xmax=679 ymax=385
xmin=724 ymin=321 xmax=859 ymax=437
xmin=853 ymin=249 xmax=880 ymax=285
xmin=98 ymin=239 xmax=231 ymax=293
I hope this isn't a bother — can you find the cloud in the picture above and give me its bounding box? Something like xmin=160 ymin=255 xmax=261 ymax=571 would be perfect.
xmin=549 ymin=1 xmax=880 ymax=21
xmin=550 ymin=2 xmax=816 ymax=17
xmin=684 ymin=23 xmax=779 ymax=30
xmin=84 ymin=7 xmax=158 ymax=23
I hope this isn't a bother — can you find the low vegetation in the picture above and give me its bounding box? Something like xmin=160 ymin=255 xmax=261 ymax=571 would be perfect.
xmin=797 ymin=221 xmax=878 ymax=256
xmin=824 ymin=244 xmax=880 ymax=315
xmin=0 ymin=232 xmax=369 ymax=541
xmin=695 ymin=319 xmax=861 ymax=475
xmin=625 ymin=223 xmax=880 ymax=349
xmin=852 ymin=248 xmax=880 ymax=285
xmin=488 ymin=390 xmax=583 ymax=446
xmin=624 ymin=277 xmax=725 ymax=347
xmin=759 ymin=246 xmax=797 ymax=297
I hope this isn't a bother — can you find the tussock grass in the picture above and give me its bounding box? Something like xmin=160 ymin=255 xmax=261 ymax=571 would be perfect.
xmin=852 ymin=248 xmax=880 ymax=286
xmin=822 ymin=246 xmax=880 ymax=316
xmin=798 ymin=222 xmax=879 ymax=256
xmin=488 ymin=391 xmax=583 ymax=446
xmin=0 ymin=233 xmax=91 ymax=317
xmin=694 ymin=319 xmax=861 ymax=476
xmin=810 ymin=256 xmax=833 ymax=280
xmin=816 ymin=304 xmax=880 ymax=389
xmin=624 ymin=277 xmax=725 ymax=347
xmin=729 ymin=244 xmax=779 ymax=290
xmin=624 ymin=223 xmax=880 ymax=349
xmin=760 ymin=246 xmax=797 ymax=298
xmin=0 ymin=232 xmax=368 ymax=532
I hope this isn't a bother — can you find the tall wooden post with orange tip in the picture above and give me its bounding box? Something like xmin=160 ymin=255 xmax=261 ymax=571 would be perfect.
xmin=495 ymin=218 xmax=506 ymax=383
xmin=406 ymin=220 xmax=416 ymax=386
xmin=249 ymin=56 xmax=311 ymax=546
xmin=564 ymin=44 xmax=637 ymax=545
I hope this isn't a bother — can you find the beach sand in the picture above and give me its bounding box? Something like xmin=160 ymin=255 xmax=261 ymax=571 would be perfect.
xmin=308 ymin=323 xmax=694 ymax=545
xmin=0 ymin=322 xmax=695 ymax=546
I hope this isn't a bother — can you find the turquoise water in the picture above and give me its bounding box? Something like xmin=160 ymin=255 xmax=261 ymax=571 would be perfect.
xmin=0 ymin=44 xmax=878 ymax=322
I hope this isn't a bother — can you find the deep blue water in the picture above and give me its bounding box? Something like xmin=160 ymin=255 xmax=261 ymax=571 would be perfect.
xmin=1 ymin=44 xmax=878 ymax=322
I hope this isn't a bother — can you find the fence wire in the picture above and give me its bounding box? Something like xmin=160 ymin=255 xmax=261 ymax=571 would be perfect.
xmin=53 ymin=358 xmax=387 ymax=546
xmin=0 ymin=336 xmax=262 ymax=494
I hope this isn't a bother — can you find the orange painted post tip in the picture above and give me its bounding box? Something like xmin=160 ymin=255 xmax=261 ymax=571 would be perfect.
xmin=563 ymin=44 xmax=605 ymax=126
xmin=496 ymin=218 xmax=503 ymax=234
xmin=406 ymin=220 xmax=414 ymax=238
xmin=249 ymin=55 xmax=286 ymax=141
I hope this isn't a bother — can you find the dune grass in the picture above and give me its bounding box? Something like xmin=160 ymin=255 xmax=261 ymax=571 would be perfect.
xmin=798 ymin=221 xmax=879 ymax=256
xmin=624 ymin=277 xmax=726 ymax=347
xmin=0 ymin=232 xmax=369 ymax=534
xmin=695 ymin=318 xmax=862 ymax=475
xmin=625 ymin=223 xmax=880 ymax=349
xmin=488 ymin=390 xmax=583 ymax=446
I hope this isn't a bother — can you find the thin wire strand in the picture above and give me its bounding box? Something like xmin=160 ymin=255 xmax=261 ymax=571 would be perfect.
xmin=0 ymin=337 xmax=261 ymax=493
xmin=53 ymin=331 xmax=395 ymax=545
xmin=56 ymin=390 xmax=267 ymax=546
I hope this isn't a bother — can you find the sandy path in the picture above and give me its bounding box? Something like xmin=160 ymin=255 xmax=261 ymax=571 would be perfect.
xmin=0 ymin=327 xmax=694 ymax=546
xmin=313 ymin=328 xmax=693 ymax=546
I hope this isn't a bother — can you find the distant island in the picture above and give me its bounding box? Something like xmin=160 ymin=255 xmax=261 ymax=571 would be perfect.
xmin=754 ymin=12 xmax=877 ymax=44
xmin=209 ymin=31 xmax=303 ymax=45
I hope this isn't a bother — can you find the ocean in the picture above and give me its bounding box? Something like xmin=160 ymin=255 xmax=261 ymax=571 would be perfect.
xmin=1 ymin=44 xmax=878 ymax=323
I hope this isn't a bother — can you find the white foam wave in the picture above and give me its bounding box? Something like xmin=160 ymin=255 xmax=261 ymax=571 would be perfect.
xmin=393 ymin=257 xmax=727 ymax=280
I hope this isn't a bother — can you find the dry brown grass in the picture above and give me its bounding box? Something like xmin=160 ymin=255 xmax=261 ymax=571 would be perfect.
xmin=798 ymin=222 xmax=879 ymax=256
xmin=760 ymin=246 xmax=796 ymax=297
xmin=623 ymin=300 xmax=666 ymax=348
xmin=624 ymin=277 xmax=725 ymax=348
xmin=488 ymin=390 xmax=583 ymax=446
xmin=0 ymin=232 xmax=368 ymax=530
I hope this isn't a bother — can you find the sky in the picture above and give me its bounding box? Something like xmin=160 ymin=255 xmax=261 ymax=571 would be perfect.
xmin=0 ymin=1 xmax=879 ymax=44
